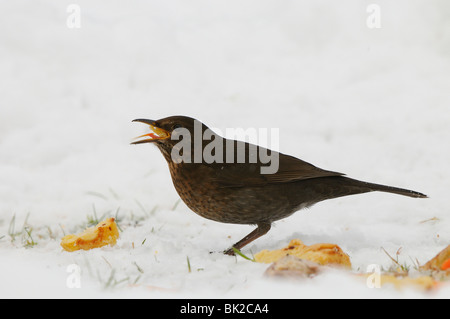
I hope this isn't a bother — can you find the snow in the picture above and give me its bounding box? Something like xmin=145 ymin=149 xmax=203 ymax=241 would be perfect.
xmin=1 ymin=0 xmax=449 ymax=299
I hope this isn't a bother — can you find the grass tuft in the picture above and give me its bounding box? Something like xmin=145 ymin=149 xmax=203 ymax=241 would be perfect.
xmin=187 ymin=256 xmax=192 ymax=273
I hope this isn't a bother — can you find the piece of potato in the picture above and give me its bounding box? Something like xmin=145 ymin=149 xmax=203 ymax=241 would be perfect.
xmin=255 ymin=239 xmax=351 ymax=269
xmin=264 ymin=255 xmax=324 ymax=278
xmin=61 ymin=218 xmax=119 ymax=252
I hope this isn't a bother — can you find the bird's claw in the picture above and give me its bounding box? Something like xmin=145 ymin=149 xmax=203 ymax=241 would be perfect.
xmin=223 ymin=247 xmax=236 ymax=256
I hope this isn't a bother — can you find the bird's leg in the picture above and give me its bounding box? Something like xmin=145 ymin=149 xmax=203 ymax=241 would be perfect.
xmin=224 ymin=223 xmax=271 ymax=256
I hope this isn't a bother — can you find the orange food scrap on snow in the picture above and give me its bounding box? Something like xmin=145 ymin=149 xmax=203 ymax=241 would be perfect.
xmin=441 ymin=258 xmax=450 ymax=271
xmin=61 ymin=218 xmax=119 ymax=252
xmin=421 ymin=245 xmax=450 ymax=271
xmin=254 ymin=239 xmax=351 ymax=269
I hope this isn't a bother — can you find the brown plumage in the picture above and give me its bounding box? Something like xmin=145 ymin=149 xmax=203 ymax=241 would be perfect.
xmin=132 ymin=116 xmax=427 ymax=255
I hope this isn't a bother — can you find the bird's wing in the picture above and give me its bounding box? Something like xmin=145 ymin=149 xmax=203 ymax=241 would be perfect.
xmin=208 ymin=145 xmax=344 ymax=188
xmin=262 ymin=152 xmax=344 ymax=183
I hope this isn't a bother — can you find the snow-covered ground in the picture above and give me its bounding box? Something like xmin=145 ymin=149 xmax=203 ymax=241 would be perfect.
xmin=1 ymin=0 xmax=449 ymax=298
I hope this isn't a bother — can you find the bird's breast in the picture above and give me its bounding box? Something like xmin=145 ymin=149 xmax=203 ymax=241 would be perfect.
xmin=166 ymin=162 xmax=300 ymax=224
xmin=168 ymin=163 xmax=224 ymax=219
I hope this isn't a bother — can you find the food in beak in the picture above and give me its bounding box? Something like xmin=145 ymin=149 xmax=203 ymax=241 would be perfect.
xmin=132 ymin=120 xmax=170 ymax=144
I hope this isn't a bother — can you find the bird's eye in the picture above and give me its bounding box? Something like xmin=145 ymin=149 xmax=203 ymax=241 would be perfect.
xmin=172 ymin=124 xmax=182 ymax=130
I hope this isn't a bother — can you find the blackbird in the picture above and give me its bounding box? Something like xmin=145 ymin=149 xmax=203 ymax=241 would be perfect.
xmin=132 ymin=115 xmax=427 ymax=255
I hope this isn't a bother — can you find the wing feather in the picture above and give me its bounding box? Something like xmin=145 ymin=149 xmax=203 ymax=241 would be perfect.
xmin=207 ymin=141 xmax=344 ymax=188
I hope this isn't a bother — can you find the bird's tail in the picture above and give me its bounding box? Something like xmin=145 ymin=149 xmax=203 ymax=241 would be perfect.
xmin=341 ymin=177 xmax=428 ymax=198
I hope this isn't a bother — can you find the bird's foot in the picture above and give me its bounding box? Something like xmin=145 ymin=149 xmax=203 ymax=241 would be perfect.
xmin=223 ymin=247 xmax=236 ymax=256
xmin=222 ymin=223 xmax=272 ymax=256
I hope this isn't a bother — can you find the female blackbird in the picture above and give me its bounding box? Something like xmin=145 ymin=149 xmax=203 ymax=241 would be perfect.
xmin=132 ymin=116 xmax=427 ymax=255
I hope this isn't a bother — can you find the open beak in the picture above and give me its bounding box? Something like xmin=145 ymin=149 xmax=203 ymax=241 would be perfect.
xmin=131 ymin=119 xmax=171 ymax=144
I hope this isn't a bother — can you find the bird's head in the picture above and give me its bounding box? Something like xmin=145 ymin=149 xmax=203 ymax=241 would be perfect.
xmin=132 ymin=115 xmax=214 ymax=163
